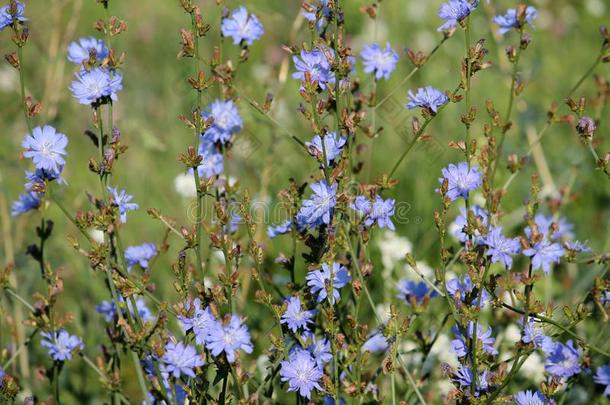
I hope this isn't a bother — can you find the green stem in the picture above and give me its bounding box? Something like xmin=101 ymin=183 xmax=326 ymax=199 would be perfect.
xmin=388 ymin=84 xmax=460 ymax=178
xmin=16 ymin=46 xmax=33 ymax=133
xmin=219 ymin=374 xmax=228 ymax=404
xmin=53 ymin=362 xmax=61 ymax=404
xmin=489 ymin=28 xmax=524 ymax=192
xmin=464 ymin=16 xmax=472 ymax=166
xmin=374 ymin=36 xmax=448 ymax=110
xmin=344 ymin=225 xmax=426 ymax=404
xmin=1 ymin=327 xmax=39 ymax=369
xmin=47 ymin=185 xmax=93 ymax=242
xmin=192 ymin=169 xmax=206 ymax=283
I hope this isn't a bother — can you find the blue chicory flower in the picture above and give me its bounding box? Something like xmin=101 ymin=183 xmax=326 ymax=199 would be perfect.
xmin=107 ymin=186 xmax=139 ymax=223
xmin=306 ymin=262 xmax=351 ymax=304
xmin=362 ymin=332 xmax=389 ymax=354
xmin=483 ymin=226 xmax=521 ymax=269
xmin=22 ymin=125 xmax=68 ymax=175
xmin=493 ymin=6 xmax=537 ymax=35
xmin=196 ymin=140 xmax=224 ymax=178
xmin=397 ymin=279 xmax=438 ymax=304
xmin=523 ymin=239 xmax=565 ymax=274
xmin=513 ymin=390 xmax=549 ymax=405
xmin=201 ymin=100 xmax=243 ymax=144
xmin=437 ymin=0 xmax=477 ymax=32
xmin=124 ymin=243 xmax=157 ymax=271
xmin=221 ymin=7 xmax=264 ymax=45
xmin=446 ymin=274 xmax=489 ymax=308
xmin=524 ymin=214 xmax=573 ymax=241
xmin=438 ymin=162 xmax=482 ymax=201
xmin=96 ymin=296 xmax=154 ymax=323
xmin=206 ymin=315 xmax=253 ymax=363
xmin=267 ymin=219 xmax=292 ymax=238
xmin=70 ymin=67 xmax=122 ymax=105
xmin=361 ymin=42 xmax=399 ymax=80
xmin=521 ymin=317 xmax=545 ymax=348
xmin=451 ymin=321 xmax=498 ymax=357
xmin=302 ymin=0 xmax=331 ymax=32
xmin=0 ymin=1 xmax=26 ymax=31
xmin=305 ymin=334 xmax=333 ymax=367
xmin=297 ymin=181 xmax=337 ymax=228
xmin=305 ymin=132 xmax=346 ymax=165
xmin=351 ymin=195 xmax=396 ymax=230
xmin=11 ymin=191 xmax=42 ymax=217
xmin=41 ymin=330 xmax=84 ymax=362
xmin=452 ymin=205 xmax=488 ymax=244
xmin=178 ymin=298 xmax=217 ymax=345
xmin=292 ymin=49 xmax=335 ymax=90
xmin=541 ymin=338 xmax=582 ymax=379
xmin=281 ymin=296 xmax=316 ymax=333
xmin=594 ymin=365 xmax=610 ymax=396
xmin=280 ymin=348 xmax=323 ymax=400
xmin=406 ymin=86 xmax=448 ymax=113
xmin=453 ymin=366 xmax=491 ymax=395
xmin=67 ymin=37 xmax=108 ymax=64
xmin=25 ymin=169 xmax=65 ymax=190
xmin=162 ymin=341 xmax=204 ymax=379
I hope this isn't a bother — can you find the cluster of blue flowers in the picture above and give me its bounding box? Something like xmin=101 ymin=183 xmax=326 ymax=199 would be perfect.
xmin=351 ymin=194 xmax=396 ymax=230
xmin=65 ymin=35 xmax=123 ymax=106
xmin=177 ymin=299 xmax=253 ymax=364
xmin=451 ymin=321 xmax=498 ymax=358
xmin=441 ymin=160 xmax=587 ymax=276
xmin=96 ymin=295 xmax=154 ymax=323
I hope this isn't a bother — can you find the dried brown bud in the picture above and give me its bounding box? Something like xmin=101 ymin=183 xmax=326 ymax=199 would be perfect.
xmin=4 ymin=52 xmax=19 ymax=68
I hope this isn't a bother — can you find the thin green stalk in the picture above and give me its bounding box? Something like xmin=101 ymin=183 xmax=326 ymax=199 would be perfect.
xmin=344 ymin=225 xmax=426 ymax=403
xmin=47 ymin=185 xmax=93 ymax=242
xmin=192 ymin=169 xmax=206 ymax=283
xmin=501 ymin=43 xmax=605 ymax=191
xmin=16 ymin=46 xmax=33 ymax=133
xmin=489 ymin=28 xmax=524 ymax=190
xmin=310 ymin=93 xmax=331 ymax=183
xmin=219 ymin=374 xmax=228 ymax=404
xmin=52 ymin=362 xmax=61 ymax=404
xmin=374 ymin=36 xmax=449 ymax=110
xmin=1 ymin=327 xmax=39 ymax=369
xmin=388 ymin=84 xmax=459 ymax=178
xmin=4 ymin=287 xmax=35 ymax=313
xmin=189 ymin=8 xmax=207 ymax=286
xmin=464 ymin=16 xmax=472 ymax=167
